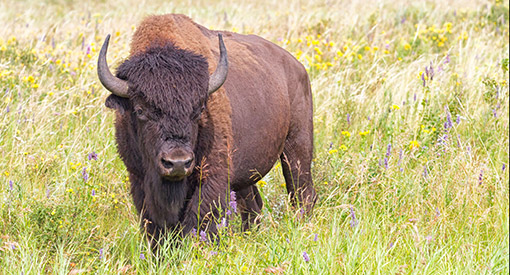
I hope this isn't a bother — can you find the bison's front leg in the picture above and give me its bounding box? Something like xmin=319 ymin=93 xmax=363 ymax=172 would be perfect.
xmin=181 ymin=177 xmax=230 ymax=236
xmin=237 ymin=185 xmax=263 ymax=231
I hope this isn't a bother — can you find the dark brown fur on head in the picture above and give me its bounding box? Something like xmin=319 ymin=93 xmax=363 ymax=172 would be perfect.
xmin=105 ymin=43 xmax=211 ymax=232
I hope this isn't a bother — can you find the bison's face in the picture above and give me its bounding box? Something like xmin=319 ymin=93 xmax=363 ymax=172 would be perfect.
xmin=99 ymin=34 xmax=228 ymax=182
xmin=127 ymin=95 xmax=204 ymax=181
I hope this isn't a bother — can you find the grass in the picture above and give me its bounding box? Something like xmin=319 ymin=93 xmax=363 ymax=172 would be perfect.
xmin=0 ymin=0 xmax=508 ymax=273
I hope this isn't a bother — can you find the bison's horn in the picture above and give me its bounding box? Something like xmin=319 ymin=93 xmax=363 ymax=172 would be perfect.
xmin=98 ymin=34 xmax=129 ymax=98
xmin=207 ymin=34 xmax=229 ymax=95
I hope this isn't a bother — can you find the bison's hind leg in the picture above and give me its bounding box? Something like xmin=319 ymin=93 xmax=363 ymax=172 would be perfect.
xmin=237 ymin=185 xmax=263 ymax=231
xmin=280 ymin=129 xmax=317 ymax=214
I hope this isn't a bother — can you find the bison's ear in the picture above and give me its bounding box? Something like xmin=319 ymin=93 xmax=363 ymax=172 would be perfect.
xmin=105 ymin=94 xmax=130 ymax=115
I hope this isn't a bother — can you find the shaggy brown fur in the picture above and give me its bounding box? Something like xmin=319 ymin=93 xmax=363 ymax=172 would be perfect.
xmin=104 ymin=14 xmax=316 ymax=243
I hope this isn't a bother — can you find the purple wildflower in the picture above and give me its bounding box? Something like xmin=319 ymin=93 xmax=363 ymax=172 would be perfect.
xmin=229 ymin=191 xmax=237 ymax=213
xmin=421 ymin=72 xmax=426 ymax=87
xmin=200 ymin=230 xmax=208 ymax=242
xmin=350 ymin=207 xmax=358 ymax=228
xmin=11 ymin=244 xmax=16 ymax=250
xmin=367 ymin=116 xmax=371 ymax=121
xmin=82 ymin=167 xmax=89 ymax=182
xmin=456 ymin=115 xmax=461 ymax=124
xmin=313 ymin=233 xmax=318 ymax=242
xmin=386 ymin=144 xmax=392 ymax=157
xmin=46 ymin=188 xmax=50 ymax=198
xmin=140 ymin=253 xmax=145 ymax=260
xmin=435 ymin=208 xmax=441 ymax=218
xmin=191 ymin=228 xmax=197 ymax=237
xmin=414 ymin=93 xmax=417 ymax=101
xmin=347 ymin=113 xmax=351 ymax=124
xmin=425 ymin=235 xmax=434 ymax=243
xmin=6 ymin=106 xmax=9 ymax=113
xmin=302 ymin=251 xmax=310 ymax=262
xmin=478 ymin=170 xmax=483 ymax=185
xmin=423 ymin=165 xmax=428 ymax=178
xmin=9 ymin=180 xmax=13 ymax=191
xmin=444 ymin=54 xmax=450 ymax=64
xmin=88 ymin=151 xmax=98 ymax=161
xmin=286 ymin=238 xmax=290 ymax=244
xmin=384 ymin=157 xmax=389 ymax=169
xmin=99 ymin=248 xmax=103 ymax=259
xmin=217 ymin=217 xmax=227 ymax=230
xmin=503 ymin=164 xmax=506 ymax=172
xmin=398 ymin=149 xmax=403 ymax=166
xmin=446 ymin=112 xmax=453 ymax=129
xmin=493 ymin=109 xmax=497 ymax=118
xmin=210 ymin=251 xmax=218 ymax=256
xmin=92 ymin=189 xmax=96 ymax=197
xmin=86 ymin=45 xmax=91 ymax=55
xmin=400 ymin=17 xmax=406 ymax=24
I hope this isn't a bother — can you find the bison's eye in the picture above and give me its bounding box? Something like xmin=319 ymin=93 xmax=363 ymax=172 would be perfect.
xmin=134 ymin=106 xmax=147 ymax=120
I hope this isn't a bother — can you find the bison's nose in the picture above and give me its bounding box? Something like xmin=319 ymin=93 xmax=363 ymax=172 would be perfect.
xmin=158 ymin=151 xmax=194 ymax=180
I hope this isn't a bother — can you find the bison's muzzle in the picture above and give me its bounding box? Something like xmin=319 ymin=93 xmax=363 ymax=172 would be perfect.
xmin=158 ymin=148 xmax=195 ymax=181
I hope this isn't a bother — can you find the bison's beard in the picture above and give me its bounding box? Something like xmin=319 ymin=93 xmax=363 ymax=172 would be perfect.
xmin=142 ymin=165 xmax=189 ymax=230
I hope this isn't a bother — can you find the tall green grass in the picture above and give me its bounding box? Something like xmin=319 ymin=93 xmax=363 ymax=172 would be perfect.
xmin=0 ymin=0 xmax=508 ymax=273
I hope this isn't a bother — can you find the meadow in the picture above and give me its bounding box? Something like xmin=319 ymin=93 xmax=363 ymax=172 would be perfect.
xmin=0 ymin=0 xmax=508 ymax=273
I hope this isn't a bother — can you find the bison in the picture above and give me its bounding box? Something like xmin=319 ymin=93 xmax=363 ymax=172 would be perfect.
xmin=98 ymin=14 xmax=316 ymax=242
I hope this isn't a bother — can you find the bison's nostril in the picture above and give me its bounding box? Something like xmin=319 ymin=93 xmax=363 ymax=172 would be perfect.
xmin=161 ymin=159 xmax=173 ymax=169
xmin=184 ymin=158 xmax=193 ymax=169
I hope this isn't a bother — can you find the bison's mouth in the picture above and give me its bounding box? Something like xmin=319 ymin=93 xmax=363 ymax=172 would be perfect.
xmin=161 ymin=174 xmax=187 ymax=183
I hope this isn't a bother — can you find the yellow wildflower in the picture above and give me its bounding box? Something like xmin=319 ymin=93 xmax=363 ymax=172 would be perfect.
xmin=391 ymin=104 xmax=400 ymax=110
xmin=359 ymin=130 xmax=370 ymax=137
xmin=257 ymin=180 xmax=267 ymax=187
xmin=328 ymin=149 xmax=338 ymax=155
xmin=409 ymin=140 xmax=420 ymax=150
xmin=339 ymin=145 xmax=347 ymax=151
xmin=341 ymin=131 xmax=351 ymax=137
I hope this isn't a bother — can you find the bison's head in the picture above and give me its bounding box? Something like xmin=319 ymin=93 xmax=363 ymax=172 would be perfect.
xmin=98 ymin=34 xmax=228 ymax=182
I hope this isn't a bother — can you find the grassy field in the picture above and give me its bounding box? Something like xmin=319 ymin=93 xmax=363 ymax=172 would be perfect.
xmin=0 ymin=0 xmax=508 ymax=273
